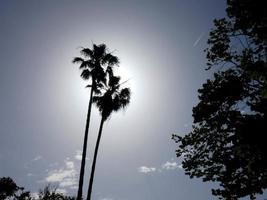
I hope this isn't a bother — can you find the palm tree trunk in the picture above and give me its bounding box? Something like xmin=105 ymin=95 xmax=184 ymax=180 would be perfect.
xmin=86 ymin=117 xmax=105 ymax=200
xmin=76 ymin=81 xmax=95 ymax=200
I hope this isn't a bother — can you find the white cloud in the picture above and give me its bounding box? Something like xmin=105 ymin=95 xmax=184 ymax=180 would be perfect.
xmin=32 ymin=155 xmax=42 ymax=162
xmin=46 ymin=170 xmax=70 ymax=182
xmin=31 ymin=192 xmax=39 ymax=199
xmin=45 ymin=160 xmax=77 ymax=189
xmin=49 ymin=162 xmax=59 ymax=168
xmin=56 ymin=188 xmax=67 ymax=194
xmin=162 ymin=161 xmax=182 ymax=170
xmin=138 ymin=161 xmax=183 ymax=175
xmin=60 ymin=178 xmax=77 ymax=187
xmin=70 ymin=185 xmax=78 ymax=190
xmin=27 ymin=173 xmax=34 ymax=177
xmin=75 ymin=150 xmax=83 ymax=161
xmin=24 ymin=155 xmax=43 ymax=169
xmin=138 ymin=166 xmax=156 ymax=174
xmin=65 ymin=161 xmax=74 ymax=169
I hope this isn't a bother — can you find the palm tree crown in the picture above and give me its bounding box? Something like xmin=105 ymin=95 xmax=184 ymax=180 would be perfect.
xmin=93 ymin=72 xmax=131 ymax=121
xmin=72 ymin=44 xmax=119 ymax=90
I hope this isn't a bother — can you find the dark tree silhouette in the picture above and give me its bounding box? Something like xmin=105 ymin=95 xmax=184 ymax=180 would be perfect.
xmin=37 ymin=185 xmax=75 ymax=200
xmin=0 ymin=177 xmax=31 ymax=200
xmin=0 ymin=177 xmax=75 ymax=200
xmin=86 ymin=72 xmax=131 ymax=200
xmin=173 ymin=0 xmax=267 ymax=199
xmin=72 ymin=44 xmax=119 ymax=200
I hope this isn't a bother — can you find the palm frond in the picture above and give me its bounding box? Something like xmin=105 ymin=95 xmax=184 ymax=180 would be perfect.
xmin=92 ymin=96 xmax=103 ymax=106
xmin=92 ymin=77 xmax=131 ymax=120
xmin=91 ymin=67 xmax=106 ymax=83
xmin=119 ymin=88 xmax=131 ymax=108
xmin=80 ymin=69 xmax=91 ymax=80
xmin=93 ymin=44 xmax=107 ymax=60
xmin=79 ymin=60 xmax=94 ymax=69
xmin=112 ymin=94 xmax=122 ymax=111
xmin=92 ymin=82 xmax=105 ymax=94
xmin=109 ymin=76 xmax=121 ymax=89
xmin=81 ymin=48 xmax=94 ymax=58
xmin=106 ymin=66 xmax=113 ymax=77
xmin=102 ymin=54 xmax=120 ymax=66
xmin=72 ymin=57 xmax=84 ymax=64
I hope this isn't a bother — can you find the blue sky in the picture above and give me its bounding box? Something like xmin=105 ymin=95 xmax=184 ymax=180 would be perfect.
xmin=0 ymin=1 xmax=266 ymax=200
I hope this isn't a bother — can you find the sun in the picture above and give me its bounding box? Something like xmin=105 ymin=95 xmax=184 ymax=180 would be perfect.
xmin=114 ymin=61 xmax=135 ymax=90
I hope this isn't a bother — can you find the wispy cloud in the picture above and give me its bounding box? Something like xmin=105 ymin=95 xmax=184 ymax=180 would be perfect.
xmin=27 ymin=173 xmax=34 ymax=177
xmin=70 ymin=185 xmax=78 ymax=190
xmin=193 ymin=32 xmax=205 ymax=47
xmin=24 ymin=155 xmax=43 ymax=169
xmin=32 ymin=155 xmax=42 ymax=162
xmin=31 ymin=192 xmax=39 ymax=199
xmin=138 ymin=166 xmax=156 ymax=174
xmin=65 ymin=160 xmax=74 ymax=169
xmin=138 ymin=160 xmax=183 ymax=174
xmin=49 ymin=162 xmax=59 ymax=168
xmin=162 ymin=161 xmax=182 ymax=170
xmin=45 ymin=159 xmax=77 ymax=189
xmin=56 ymin=188 xmax=67 ymax=194
xmin=74 ymin=150 xmax=83 ymax=161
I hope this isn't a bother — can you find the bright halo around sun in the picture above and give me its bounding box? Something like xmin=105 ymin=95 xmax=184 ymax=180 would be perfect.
xmin=115 ymin=63 xmax=134 ymax=89
xmin=114 ymin=60 xmax=140 ymax=106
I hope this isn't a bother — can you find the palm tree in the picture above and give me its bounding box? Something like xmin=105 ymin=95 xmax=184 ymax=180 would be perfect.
xmin=72 ymin=44 xmax=119 ymax=200
xmin=86 ymin=72 xmax=131 ymax=200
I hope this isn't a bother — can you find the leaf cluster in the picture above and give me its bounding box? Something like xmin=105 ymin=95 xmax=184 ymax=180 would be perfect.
xmin=173 ymin=0 xmax=267 ymax=199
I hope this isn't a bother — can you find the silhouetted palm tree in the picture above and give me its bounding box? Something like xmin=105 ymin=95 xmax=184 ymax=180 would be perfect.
xmin=86 ymin=72 xmax=131 ymax=200
xmin=72 ymin=44 xmax=119 ymax=200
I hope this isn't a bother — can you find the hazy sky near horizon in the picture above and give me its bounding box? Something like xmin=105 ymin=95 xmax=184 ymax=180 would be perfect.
xmin=1 ymin=1 xmax=266 ymax=200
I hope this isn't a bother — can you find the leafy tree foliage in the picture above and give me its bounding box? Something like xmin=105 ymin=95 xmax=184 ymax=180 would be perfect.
xmin=37 ymin=185 xmax=75 ymax=200
xmin=0 ymin=177 xmax=75 ymax=200
xmin=173 ymin=0 xmax=267 ymax=199
xmin=0 ymin=177 xmax=31 ymax=200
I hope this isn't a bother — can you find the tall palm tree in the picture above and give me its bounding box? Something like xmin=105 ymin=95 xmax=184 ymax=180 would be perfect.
xmin=72 ymin=44 xmax=119 ymax=200
xmin=86 ymin=72 xmax=131 ymax=200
